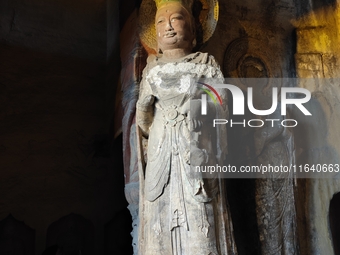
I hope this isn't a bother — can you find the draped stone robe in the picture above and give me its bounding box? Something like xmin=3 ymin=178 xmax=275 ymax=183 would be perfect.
xmin=136 ymin=52 xmax=237 ymax=255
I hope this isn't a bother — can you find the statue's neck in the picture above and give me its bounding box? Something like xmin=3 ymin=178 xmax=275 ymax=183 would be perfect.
xmin=162 ymin=48 xmax=192 ymax=60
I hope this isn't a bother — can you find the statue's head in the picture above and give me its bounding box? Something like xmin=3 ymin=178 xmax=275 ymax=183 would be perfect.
xmin=139 ymin=0 xmax=219 ymax=55
xmin=155 ymin=0 xmax=195 ymax=53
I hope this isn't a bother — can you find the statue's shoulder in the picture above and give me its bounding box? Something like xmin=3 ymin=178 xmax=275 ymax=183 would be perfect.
xmin=194 ymin=52 xmax=224 ymax=79
xmin=141 ymin=55 xmax=158 ymax=77
xmin=146 ymin=54 xmax=157 ymax=64
xmin=190 ymin=52 xmax=220 ymax=67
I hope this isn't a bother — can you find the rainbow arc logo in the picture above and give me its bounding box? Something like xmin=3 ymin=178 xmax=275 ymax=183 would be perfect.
xmin=196 ymin=82 xmax=223 ymax=115
xmin=197 ymin=82 xmax=222 ymax=106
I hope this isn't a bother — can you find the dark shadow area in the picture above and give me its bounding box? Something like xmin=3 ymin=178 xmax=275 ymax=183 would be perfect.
xmin=226 ymin=92 xmax=261 ymax=255
xmin=330 ymin=192 xmax=340 ymax=255
xmin=0 ymin=42 xmax=127 ymax=254
xmin=119 ymin=0 xmax=141 ymax=30
xmin=0 ymin=0 xmax=127 ymax=254
xmin=0 ymin=214 xmax=35 ymax=255
xmin=105 ymin=207 xmax=133 ymax=255
xmin=46 ymin=213 xmax=95 ymax=255
xmin=107 ymin=134 xmax=133 ymax=255
xmin=226 ymin=179 xmax=261 ymax=255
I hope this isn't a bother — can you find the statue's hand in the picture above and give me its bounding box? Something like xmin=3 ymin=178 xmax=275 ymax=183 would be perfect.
xmin=187 ymin=118 xmax=203 ymax=132
xmin=179 ymin=99 xmax=202 ymax=116
xmin=180 ymin=99 xmax=204 ymax=131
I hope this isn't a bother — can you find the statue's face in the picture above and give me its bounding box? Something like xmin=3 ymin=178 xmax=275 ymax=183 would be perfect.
xmin=155 ymin=3 xmax=194 ymax=52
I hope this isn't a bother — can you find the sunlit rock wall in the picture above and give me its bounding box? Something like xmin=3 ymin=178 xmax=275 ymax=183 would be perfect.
xmin=294 ymin=2 xmax=340 ymax=255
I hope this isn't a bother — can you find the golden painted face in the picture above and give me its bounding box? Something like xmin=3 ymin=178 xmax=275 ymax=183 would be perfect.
xmin=155 ymin=3 xmax=195 ymax=53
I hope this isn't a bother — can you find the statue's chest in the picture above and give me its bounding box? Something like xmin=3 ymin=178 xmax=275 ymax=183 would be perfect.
xmin=146 ymin=62 xmax=209 ymax=100
xmin=151 ymin=74 xmax=195 ymax=100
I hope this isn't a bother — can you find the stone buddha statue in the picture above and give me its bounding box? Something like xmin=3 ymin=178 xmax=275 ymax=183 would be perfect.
xmin=136 ymin=0 xmax=237 ymax=254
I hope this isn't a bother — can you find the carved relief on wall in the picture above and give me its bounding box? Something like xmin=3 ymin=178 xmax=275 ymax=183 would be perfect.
xmin=223 ymin=37 xmax=282 ymax=80
xmin=223 ymin=37 xmax=297 ymax=255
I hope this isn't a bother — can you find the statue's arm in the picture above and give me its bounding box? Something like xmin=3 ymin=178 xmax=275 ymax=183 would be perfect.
xmin=136 ymin=74 xmax=154 ymax=137
xmin=206 ymin=54 xmax=228 ymax=115
xmin=208 ymin=54 xmax=229 ymax=158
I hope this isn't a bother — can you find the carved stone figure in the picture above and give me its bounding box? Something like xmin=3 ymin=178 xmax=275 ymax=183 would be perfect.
xmin=136 ymin=0 xmax=237 ymax=254
xmin=224 ymin=38 xmax=298 ymax=255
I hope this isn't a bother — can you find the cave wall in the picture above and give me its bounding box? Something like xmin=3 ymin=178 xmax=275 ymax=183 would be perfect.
xmin=0 ymin=0 xmax=106 ymax=62
xmin=1 ymin=0 xmax=340 ymax=254
xmin=0 ymin=0 xmax=127 ymax=254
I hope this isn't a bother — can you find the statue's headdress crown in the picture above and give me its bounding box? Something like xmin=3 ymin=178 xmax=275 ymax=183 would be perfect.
xmin=155 ymin=0 xmax=193 ymax=11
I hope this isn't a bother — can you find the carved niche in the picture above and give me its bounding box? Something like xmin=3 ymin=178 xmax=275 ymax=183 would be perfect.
xmin=0 ymin=214 xmax=35 ymax=255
